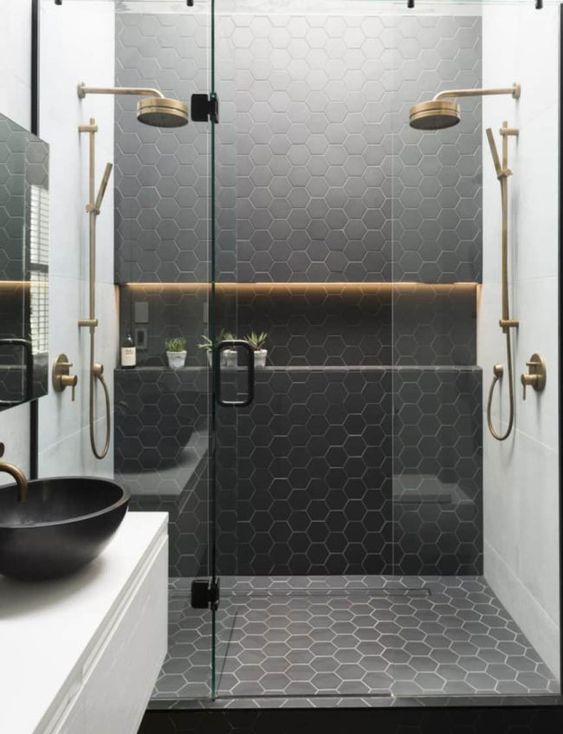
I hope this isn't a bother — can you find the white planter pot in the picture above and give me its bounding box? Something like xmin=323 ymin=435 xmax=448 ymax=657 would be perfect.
xmin=223 ymin=349 xmax=238 ymax=368
xmin=254 ymin=349 xmax=268 ymax=369
xmin=166 ymin=351 xmax=186 ymax=370
xmin=205 ymin=349 xmax=238 ymax=368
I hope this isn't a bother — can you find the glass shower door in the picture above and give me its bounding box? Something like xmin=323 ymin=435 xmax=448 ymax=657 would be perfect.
xmin=208 ymin=0 xmax=561 ymax=704
xmin=108 ymin=0 xmax=217 ymax=702
xmin=208 ymin=0 xmax=398 ymax=699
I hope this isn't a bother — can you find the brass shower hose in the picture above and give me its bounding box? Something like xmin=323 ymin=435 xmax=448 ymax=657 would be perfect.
xmin=90 ymin=356 xmax=111 ymax=460
xmin=486 ymin=331 xmax=515 ymax=441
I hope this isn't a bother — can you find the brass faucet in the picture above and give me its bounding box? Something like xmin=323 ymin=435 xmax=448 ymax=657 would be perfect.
xmin=0 ymin=442 xmax=28 ymax=502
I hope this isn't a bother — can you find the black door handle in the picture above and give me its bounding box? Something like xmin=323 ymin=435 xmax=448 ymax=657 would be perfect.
xmin=215 ymin=339 xmax=254 ymax=408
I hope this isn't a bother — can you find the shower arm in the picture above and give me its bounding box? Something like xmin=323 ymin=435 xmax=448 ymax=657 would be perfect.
xmin=433 ymin=84 xmax=521 ymax=102
xmin=77 ymin=82 xmax=189 ymax=128
xmin=77 ymin=83 xmax=165 ymax=99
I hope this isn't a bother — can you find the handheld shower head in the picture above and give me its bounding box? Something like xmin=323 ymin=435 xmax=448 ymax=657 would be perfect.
xmin=94 ymin=162 xmax=113 ymax=212
xmin=485 ymin=128 xmax=502 ymax=178
xmin=77 ymin=83 xmax=189 ymax=128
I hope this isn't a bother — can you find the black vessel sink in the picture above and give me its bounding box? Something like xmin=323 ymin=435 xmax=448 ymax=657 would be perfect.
xmin=0 ymin=477 xmax=129 ymax=581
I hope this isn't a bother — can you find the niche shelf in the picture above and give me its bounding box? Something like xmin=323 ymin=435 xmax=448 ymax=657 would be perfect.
xmin=120 ymin=282 xmax=479 ymax=291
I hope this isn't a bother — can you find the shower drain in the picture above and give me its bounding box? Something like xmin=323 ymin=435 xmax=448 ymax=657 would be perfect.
xmin=225 ymin=587 xmax=431 ymax=599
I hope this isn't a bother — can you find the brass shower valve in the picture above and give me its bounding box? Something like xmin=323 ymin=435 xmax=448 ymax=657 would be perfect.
xmin=521 ymin=353 xmax=546 ymax=400
xmin=52 ymin=353 xmax=78 ymax=401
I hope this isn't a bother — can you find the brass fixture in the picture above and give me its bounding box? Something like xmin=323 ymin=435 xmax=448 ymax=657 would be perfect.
xmin=486 ymin=123 xmax=520 ymax=334
xmin=78 ymin=117 xmax=112 ymax=459
xmin=0 ymin=443 xmax=28 ymax=503
xmin=137 ymin=97 xmax=189 ymax=127
xmin=78 ymin=318 xmax=98 ymax=328
xmin=485 ymin=121 xmax=519 ymax=441
xmin=77 ymin=83 xmax=188 ymax=128
xmin=52 ymin=353 xmax=78 ymax=401
xmin=407 ymin=83 xmax=521 ymax=440
xmin=409 ymin=84 xmax=520 ymax=130
xmin=521 ymin=353 xmax=546 ymax=400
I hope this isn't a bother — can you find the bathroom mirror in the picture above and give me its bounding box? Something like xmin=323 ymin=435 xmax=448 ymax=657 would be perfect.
xmin=0 ymin=112 xmax=49 ymax=409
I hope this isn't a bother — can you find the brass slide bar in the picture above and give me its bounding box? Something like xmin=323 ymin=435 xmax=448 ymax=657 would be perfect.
xmin=78 ymin=117 xmax=112 ymax=460
xmin=485 ymin=121 xmax=519 ymax=442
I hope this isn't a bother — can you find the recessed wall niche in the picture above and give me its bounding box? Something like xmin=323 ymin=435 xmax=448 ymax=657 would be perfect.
xmin=118 ymin=283 xmax=477 ymax=368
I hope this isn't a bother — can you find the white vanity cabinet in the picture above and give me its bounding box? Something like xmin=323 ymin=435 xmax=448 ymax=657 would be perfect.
xmin=0 ymin=513 xmax=168 ymax=734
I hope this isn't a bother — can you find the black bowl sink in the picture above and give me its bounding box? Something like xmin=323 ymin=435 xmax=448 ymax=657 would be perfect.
xmin=0 ymin=477 xmax=129 ymax=581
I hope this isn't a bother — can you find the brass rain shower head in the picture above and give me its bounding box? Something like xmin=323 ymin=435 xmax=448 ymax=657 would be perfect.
xmin=409 ymin=99 xmax=461 ymax=131
xmin=77 ymin=83 xmax=188 ymax=128
xmin=136 ymin=97 xmax=189 ymax=128
xmin=409 ymin=83 xmax=521 ymax=131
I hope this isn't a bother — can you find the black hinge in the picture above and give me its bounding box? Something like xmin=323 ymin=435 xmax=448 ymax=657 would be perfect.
xmin=191 ymin=577 xmax=220 ymax=610
xmin=191 ymin=93 xmax=219 ymax=123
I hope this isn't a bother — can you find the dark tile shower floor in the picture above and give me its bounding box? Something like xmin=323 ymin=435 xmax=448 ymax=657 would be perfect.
xmin=152 ymin=576 xmax=557 ymax=704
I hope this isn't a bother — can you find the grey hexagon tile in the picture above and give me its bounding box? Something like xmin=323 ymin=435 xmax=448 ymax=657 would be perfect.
xmin=215 ymin=367 xmax=393 ymax=575
xmin=151 ymin=576 xmax=557 ymax=703
xmin=209 ymin=364 xmax=481 ymax=577
xmin=0 ymin=115 xmax=49 ymax=404
xmin=115 ymin=13 xmax=211 ymax=284
xmin=115 ymin=13 xmax=481 ymax=284
xmin=115 ymin=366 xmax=211 ymax=578
xmin=115 ymin=6 xmax=485 ymax=600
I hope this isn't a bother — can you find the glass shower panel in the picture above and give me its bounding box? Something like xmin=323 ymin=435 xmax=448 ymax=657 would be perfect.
xmin=211 ymin=0 xmax=398 ymax=699
xmin=110 ymin=0 xmax=216 ymax=700
xmin=390 ymin=1 xmax=560 ymax=698
xmin=389 ymin=11 xmax=484 ymax=578
xmin=211 ymin=0 xmax=560 ymax=702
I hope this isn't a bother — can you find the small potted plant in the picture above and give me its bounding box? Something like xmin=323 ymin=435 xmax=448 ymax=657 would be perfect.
xmin=246 ymin=331 xmax=268 ymax=368
xmin=198 ymin=335 xmax=214 ymax=367
xmin=165 ymin=337 xmax=187 ymax=370
xmin=198 ymin=331 xmax=238 ymax=368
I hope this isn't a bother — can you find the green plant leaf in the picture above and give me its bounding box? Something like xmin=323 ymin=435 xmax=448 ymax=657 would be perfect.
xmin=165 ymin=337 xmax=187 ymax=352
xmin=245 ymin=331 xmax=268 ymax=350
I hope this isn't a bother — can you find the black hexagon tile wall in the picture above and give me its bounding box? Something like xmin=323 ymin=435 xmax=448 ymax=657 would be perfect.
xmin=114 ymin=13 xmax=483 ymax=578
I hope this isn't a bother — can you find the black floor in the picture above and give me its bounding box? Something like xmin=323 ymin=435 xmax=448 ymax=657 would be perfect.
xmin=151 ymin=576 xmax=557 ymax=704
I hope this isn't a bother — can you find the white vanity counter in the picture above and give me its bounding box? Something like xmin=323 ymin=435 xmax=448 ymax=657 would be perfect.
xmin=0 ymin=512 xmax=168 ymax=734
